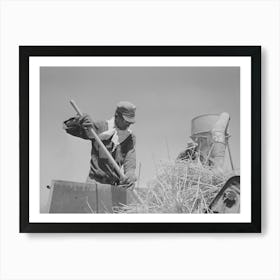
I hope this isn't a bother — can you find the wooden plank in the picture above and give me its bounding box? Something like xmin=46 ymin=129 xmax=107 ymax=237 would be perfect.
xmin=96 ymin=184 xmax=113 ymax=213
xmin=45 ymin=184 xmax=55 ymax=213
xmin=111 ymin=185 xmax=127 ymax=210
xmin=49 ymin=180 xmax=98 ymax=213
xmin=48 ymin=180 xmax=132 ymax=213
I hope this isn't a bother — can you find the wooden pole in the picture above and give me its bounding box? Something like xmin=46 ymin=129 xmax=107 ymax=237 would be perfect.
xmin=70 ymin=99 xmax=125 ymax=180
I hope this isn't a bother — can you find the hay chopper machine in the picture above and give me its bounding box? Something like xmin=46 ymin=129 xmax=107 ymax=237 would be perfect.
xmin=46 ymin=101 xmax=240 ymax=213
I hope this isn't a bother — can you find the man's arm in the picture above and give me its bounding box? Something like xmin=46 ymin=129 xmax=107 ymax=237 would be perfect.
xmin=121 ymin=135 xmax=137 ymax=188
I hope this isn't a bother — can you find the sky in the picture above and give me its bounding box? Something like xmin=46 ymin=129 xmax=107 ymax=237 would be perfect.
xmin=40 ymin=67 xmax=240 ymax=212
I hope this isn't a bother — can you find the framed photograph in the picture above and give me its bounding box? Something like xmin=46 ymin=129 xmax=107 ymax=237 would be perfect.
xmin=20 ymin=46 xmax=261 ymax=233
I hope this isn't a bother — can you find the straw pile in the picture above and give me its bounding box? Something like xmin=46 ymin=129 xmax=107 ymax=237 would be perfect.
xmin=116 ymin=157 xmax=228 ymax=214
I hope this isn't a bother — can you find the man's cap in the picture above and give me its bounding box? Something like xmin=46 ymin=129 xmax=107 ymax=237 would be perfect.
xmin=116 ymin=101 xmax=136 ymax=123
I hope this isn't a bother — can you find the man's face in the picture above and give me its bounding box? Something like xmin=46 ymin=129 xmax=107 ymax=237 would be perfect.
xmin=115 ymin=113 xmax=132 ymax=130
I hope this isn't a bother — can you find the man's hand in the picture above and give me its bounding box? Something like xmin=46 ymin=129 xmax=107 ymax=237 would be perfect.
xmin=79 ymin=114 xmax=94 ymax=129
xmin=119 ymin=173 xmax=137 ymax=189
xmin=76 ymin=114 xmax=96 ymax=139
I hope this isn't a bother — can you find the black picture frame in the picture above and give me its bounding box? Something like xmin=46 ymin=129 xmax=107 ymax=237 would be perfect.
xmin=20 ymin=46 xmax=261 ymax=233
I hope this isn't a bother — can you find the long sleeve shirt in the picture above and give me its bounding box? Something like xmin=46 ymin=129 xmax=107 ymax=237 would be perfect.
xmin=63 ymin=116 xmax=136 ymax=185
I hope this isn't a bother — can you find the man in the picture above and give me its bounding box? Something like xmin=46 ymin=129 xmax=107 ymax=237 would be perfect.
xmin=176 ymin=141 xmax=198 ymax=162
xmin=176 ymin=112 xmax=230 ymax=172
xmin=63 ymin=101 xmax=137 ymax=188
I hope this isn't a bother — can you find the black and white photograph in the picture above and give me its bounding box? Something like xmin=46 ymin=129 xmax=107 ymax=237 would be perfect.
xmin=41 ymin=67 xmax=240 ymax=215
xmin=20 ymin=46 xmax=261 ymax=232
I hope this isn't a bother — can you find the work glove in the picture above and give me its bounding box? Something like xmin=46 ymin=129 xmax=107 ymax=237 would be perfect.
xmin=119 ymin=173 xmax=137 ymax=189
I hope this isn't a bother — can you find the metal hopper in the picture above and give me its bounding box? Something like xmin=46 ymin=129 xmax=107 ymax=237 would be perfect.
xmin=190 ymin=113 xmax=240 ymax=213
